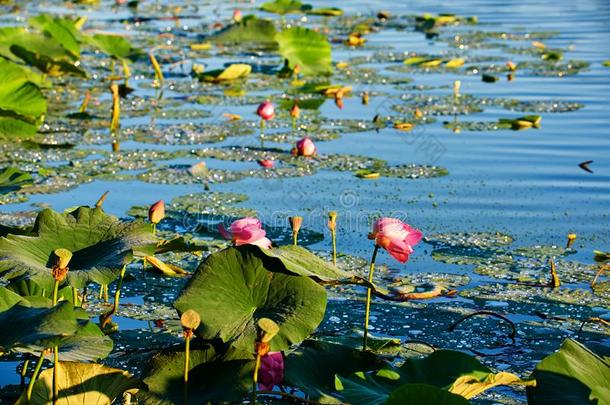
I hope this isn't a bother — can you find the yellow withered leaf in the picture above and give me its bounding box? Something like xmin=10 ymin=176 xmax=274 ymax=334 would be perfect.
xmin=190 ymin=42 xmax=212 ymax=51
xmin=445 ymin=58 xmax=465 ymax=68
xmin=145 ymin=256 xmax=188 ymax=276
xmin=450 ymin=372 xmax=526 ymax=399
xmin=394 ymin=122 xmax=414 ymax=131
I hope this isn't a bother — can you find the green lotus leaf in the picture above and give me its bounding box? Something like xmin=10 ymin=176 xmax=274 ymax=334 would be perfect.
xmin=386 ymin=384 xmax=471 ymax=405
xmin=0 ymin=58 xmax=47 ymax=138
xmin=28 ymin=14 xmax=82 ymax=57
xmin=209 ymin=15 xmax=277 ymax=45
xmin=527 ymin=339 xmax=610 ymax=404
xmin=85 ymin=33 xmax=143 ymax=60
xmin=140 ymin=345 xmax=254 ymax=404
xmin=0 ymin=287 xmax=112 ymax=360
xmin=261 ymin=0 xmax=312 ymax=15
xmin=16 ymin=361 xmax=143 ymax=405
xmin=306 ymin=7 xmax=343 ymax=16
xmin=174 ymin=246 xmax=327 ymax=359
xmin=250 ymin=244 xmax=352 ymax=281
xmin=284 ymin=340 xmax=385 ymax=402
xmin=275 ymin=27 xmax=332 ymax=75
xmin=0 ymin=167 xmax=33 ymax=194
xmin=0 ymin=206 xmax=155 ymax=289
xmin=0 ymin=27 xmax=74 ymax=63
xmin=336 ymin=350 xmax=515 ymax=404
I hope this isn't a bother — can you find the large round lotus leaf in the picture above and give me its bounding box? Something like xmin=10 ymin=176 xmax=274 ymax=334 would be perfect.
xmin=140 ymin=345 xmax=254 ymax=404
xmin=174 ymin=246 xmax=327 ymax=358
xmin=527 ymin=339 xmax=610 ymax=405
xmin=0 ymin=286 xmax=25 ymax=312
xmin=275 ymin=27 xmax=332 ymax=75
xmin=386 ymin=384 xmax=471 ymax=405
xmin=0 ymin=206 xmax=155 ymax=289
xmin=284 ymin=340 xmax=385 ymax=402
xmin=16 ymin=361 xmax=143 ymax=405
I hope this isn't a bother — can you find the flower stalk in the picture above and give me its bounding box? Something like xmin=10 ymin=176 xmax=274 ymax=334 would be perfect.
xmin=327 ymin=212 xmax=337 ymax=266
xmin=180 ymin=310 xmax=201 ymax=386
xmin=362 ymin=245 xmax=379 ymax=351
xmin=26 ymin=349 xmax=49 ymax=402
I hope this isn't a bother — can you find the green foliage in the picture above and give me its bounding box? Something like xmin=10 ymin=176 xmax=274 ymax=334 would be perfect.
xmin=260 ymin=0 xmax=312 ymax=15
xmin=0 ymin=167 xmax=33 ymax=194
xmin=527 ymin=339 xmax=610 ymax=404
xmin=387 ymin=384 xmax=471 ymax=405
xmin=174 ymin=246 xmax=327 ymax=359
xmin=209 ymin=15 xmax=278 ymax=45
xmin=275 ymin=27 xmax=332 ymax=75
xmin=0 ymin=59 xmax=47 ymax=138
xmin=0 ymin=206 xmax=155 ymax=289
xmin=85 ymin=33 xmax=143 ymax=60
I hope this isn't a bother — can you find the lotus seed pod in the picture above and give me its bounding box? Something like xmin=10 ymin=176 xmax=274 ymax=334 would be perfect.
xmin=181 ymin=309 xmax=201 ymax=330
xmin=257 ymin=318 xmax=279 ymax=343
xmin=54 ymin=248 xmax=73 ymax=269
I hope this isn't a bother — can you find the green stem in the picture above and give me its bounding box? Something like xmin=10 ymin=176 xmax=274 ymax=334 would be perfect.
xmin=252 ymin=354 xmax=261 ymax=405
xmin=292 ymin=231 xmax=298 ymax=246
xmin=52 ymin=280 xmax=59 ymax=305
xmin=103 ymin=284 xmax=108 ymax=303
xmin=112 ymin=265 xmax=127 ymax=315
xmin=362 ymin=245 xmax=379 ymax=351
xmin=20 ymin=359 xmax=30 ymax=391
xmin=27 ymin=351 xmax=45 ymax=403
xmin=183 ymin=335 xmax=190 ymax=384
xmin=260 ymin=120 xmax=265 ymax=148
xmin=331 ymin=230 xmax=337 ymax=266
xmin=292 ymin=117 xmax=296 ymax=132
xmin=152 ymin=223 xmax=157 ymax=236
xmin=72 ymin=287 xmax=78 ymax=306
xmin=53 ymin=346 xmax=59 ymax=405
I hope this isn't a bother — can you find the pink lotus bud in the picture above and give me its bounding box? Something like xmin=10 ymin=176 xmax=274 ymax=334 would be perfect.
xmin=148 ymin=200 xmax=165 ymax=224
xmin=295 ymin=137 xmax=316 ymax=157
xmin=368 ymin=217 xmax=423 ymax=263
xmin=258 ymin=352 xmax=284 ymax=391
xmin=257 ymin=100 xmax=275 ymax=121
xmin=232 ymin=9 xmax=242 ymax=22
xmin=290 ymin=103 xmax=300 ymax=119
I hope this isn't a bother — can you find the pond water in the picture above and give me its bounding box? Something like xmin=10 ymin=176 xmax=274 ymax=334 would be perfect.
xmin=0 ymin=0 xmax=609 ymax=402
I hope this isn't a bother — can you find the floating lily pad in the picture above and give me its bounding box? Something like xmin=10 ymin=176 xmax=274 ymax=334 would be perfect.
xmin=174 ymin=246 xmax=327 ymax=358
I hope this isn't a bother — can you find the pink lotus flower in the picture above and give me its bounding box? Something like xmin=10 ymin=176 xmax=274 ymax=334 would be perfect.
xmin=257 ymin=100 xmax=275 ymax=121
xmin=258 ymin=351 xmax=284 ymax=391
xmin=258 ymin=159 xmax=274 ymax=168
xmin=218 ymin=217 xmax=272 ymax=249
xmin=293 ymin=137 xmax=316 ymax=157
xmin=368 ymin=218 xmax=423 ymax=263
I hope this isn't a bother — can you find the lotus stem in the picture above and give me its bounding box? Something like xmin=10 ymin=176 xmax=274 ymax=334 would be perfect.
xmin=26 ymin=350 xmax=46 ymax=402
xmin=259 ymin=120 xmax=265 ymax=148
xmin=183 ymin=334 xmax=190 ymax=384
xmin=149 ymin=52 xmax=164 ymax=87
xmin=331 ymin=230 xmax=337 ymax=266
xmin=110 ymin=83 xmax=120 ymax=135
xmin=252 ymin=353 xmax=262 ymax=405
xmin=122 ymin=59 xmax=131 ymax=84
xmin=152 ymin=223 xmax=157 ymax=236
xmin=291 ymin=117 xmax=296 ymax=132
xmin=53 ymin=346 xmax=59 ymax=405
xmin=549 ymin=258 xmax=560 ymax=288
xmin=112 ymin=265 xmax=127 ymax=315
xmin=79 ymin=90 xmax=90 ymax=113
xmin=20 ymin=359 xmax=30 ymax=390
xmin=110 ymin=59 xmax=116 ymax=75
xmin=52 ymin=280 xmax=59 ymax=306
xmin=72 ymin=287 xmax=79 ymax=306
xmin=292 ymin=232 xmax=298 ymax=246
xmin=362 ymin=244 xmax=379 ymax=351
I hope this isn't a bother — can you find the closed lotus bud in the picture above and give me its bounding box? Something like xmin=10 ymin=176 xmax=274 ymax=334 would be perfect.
xmin=289 ymin=216 xmax=303 ymax=234
xmin=257 ymin=100 xmax=275 ymax=121
xmin=149 ymin=200 xmax=165 ymax=224
xmin=293 ymin=64 xmax=300 ymax=75
xmin=290 ymin=103 xmax=300 ymax=119
xmin=506 ymin=61 xmax=517 ymax=71
xmin=54 ymin=248 xmax=73 ymax=270
xmin=328 ymin=211 xmax=337 ymax=231
xmin=335 ymin=96 xmax=344 ymax=109
xmin=414 ymin=108 xmax=423 ymax=119
xmin=361 ymin=91 xmax=369 ymax=105
xmin=566 ymin=233 xmax=577 ymax=248
xmin=232 ymin=8 xmax=242 ymax=23
xmin=257 ymin=318 xmax=280 ymax=343
xmin=189 ymin=161 xmax=208 ymax=177
xmin=181 ymin=309 xmax=201 ymax=331
xmin=295 ymin=137 xmax=316 ymax=157
xmin=453 ymin=80 xmax=461 ymax=97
